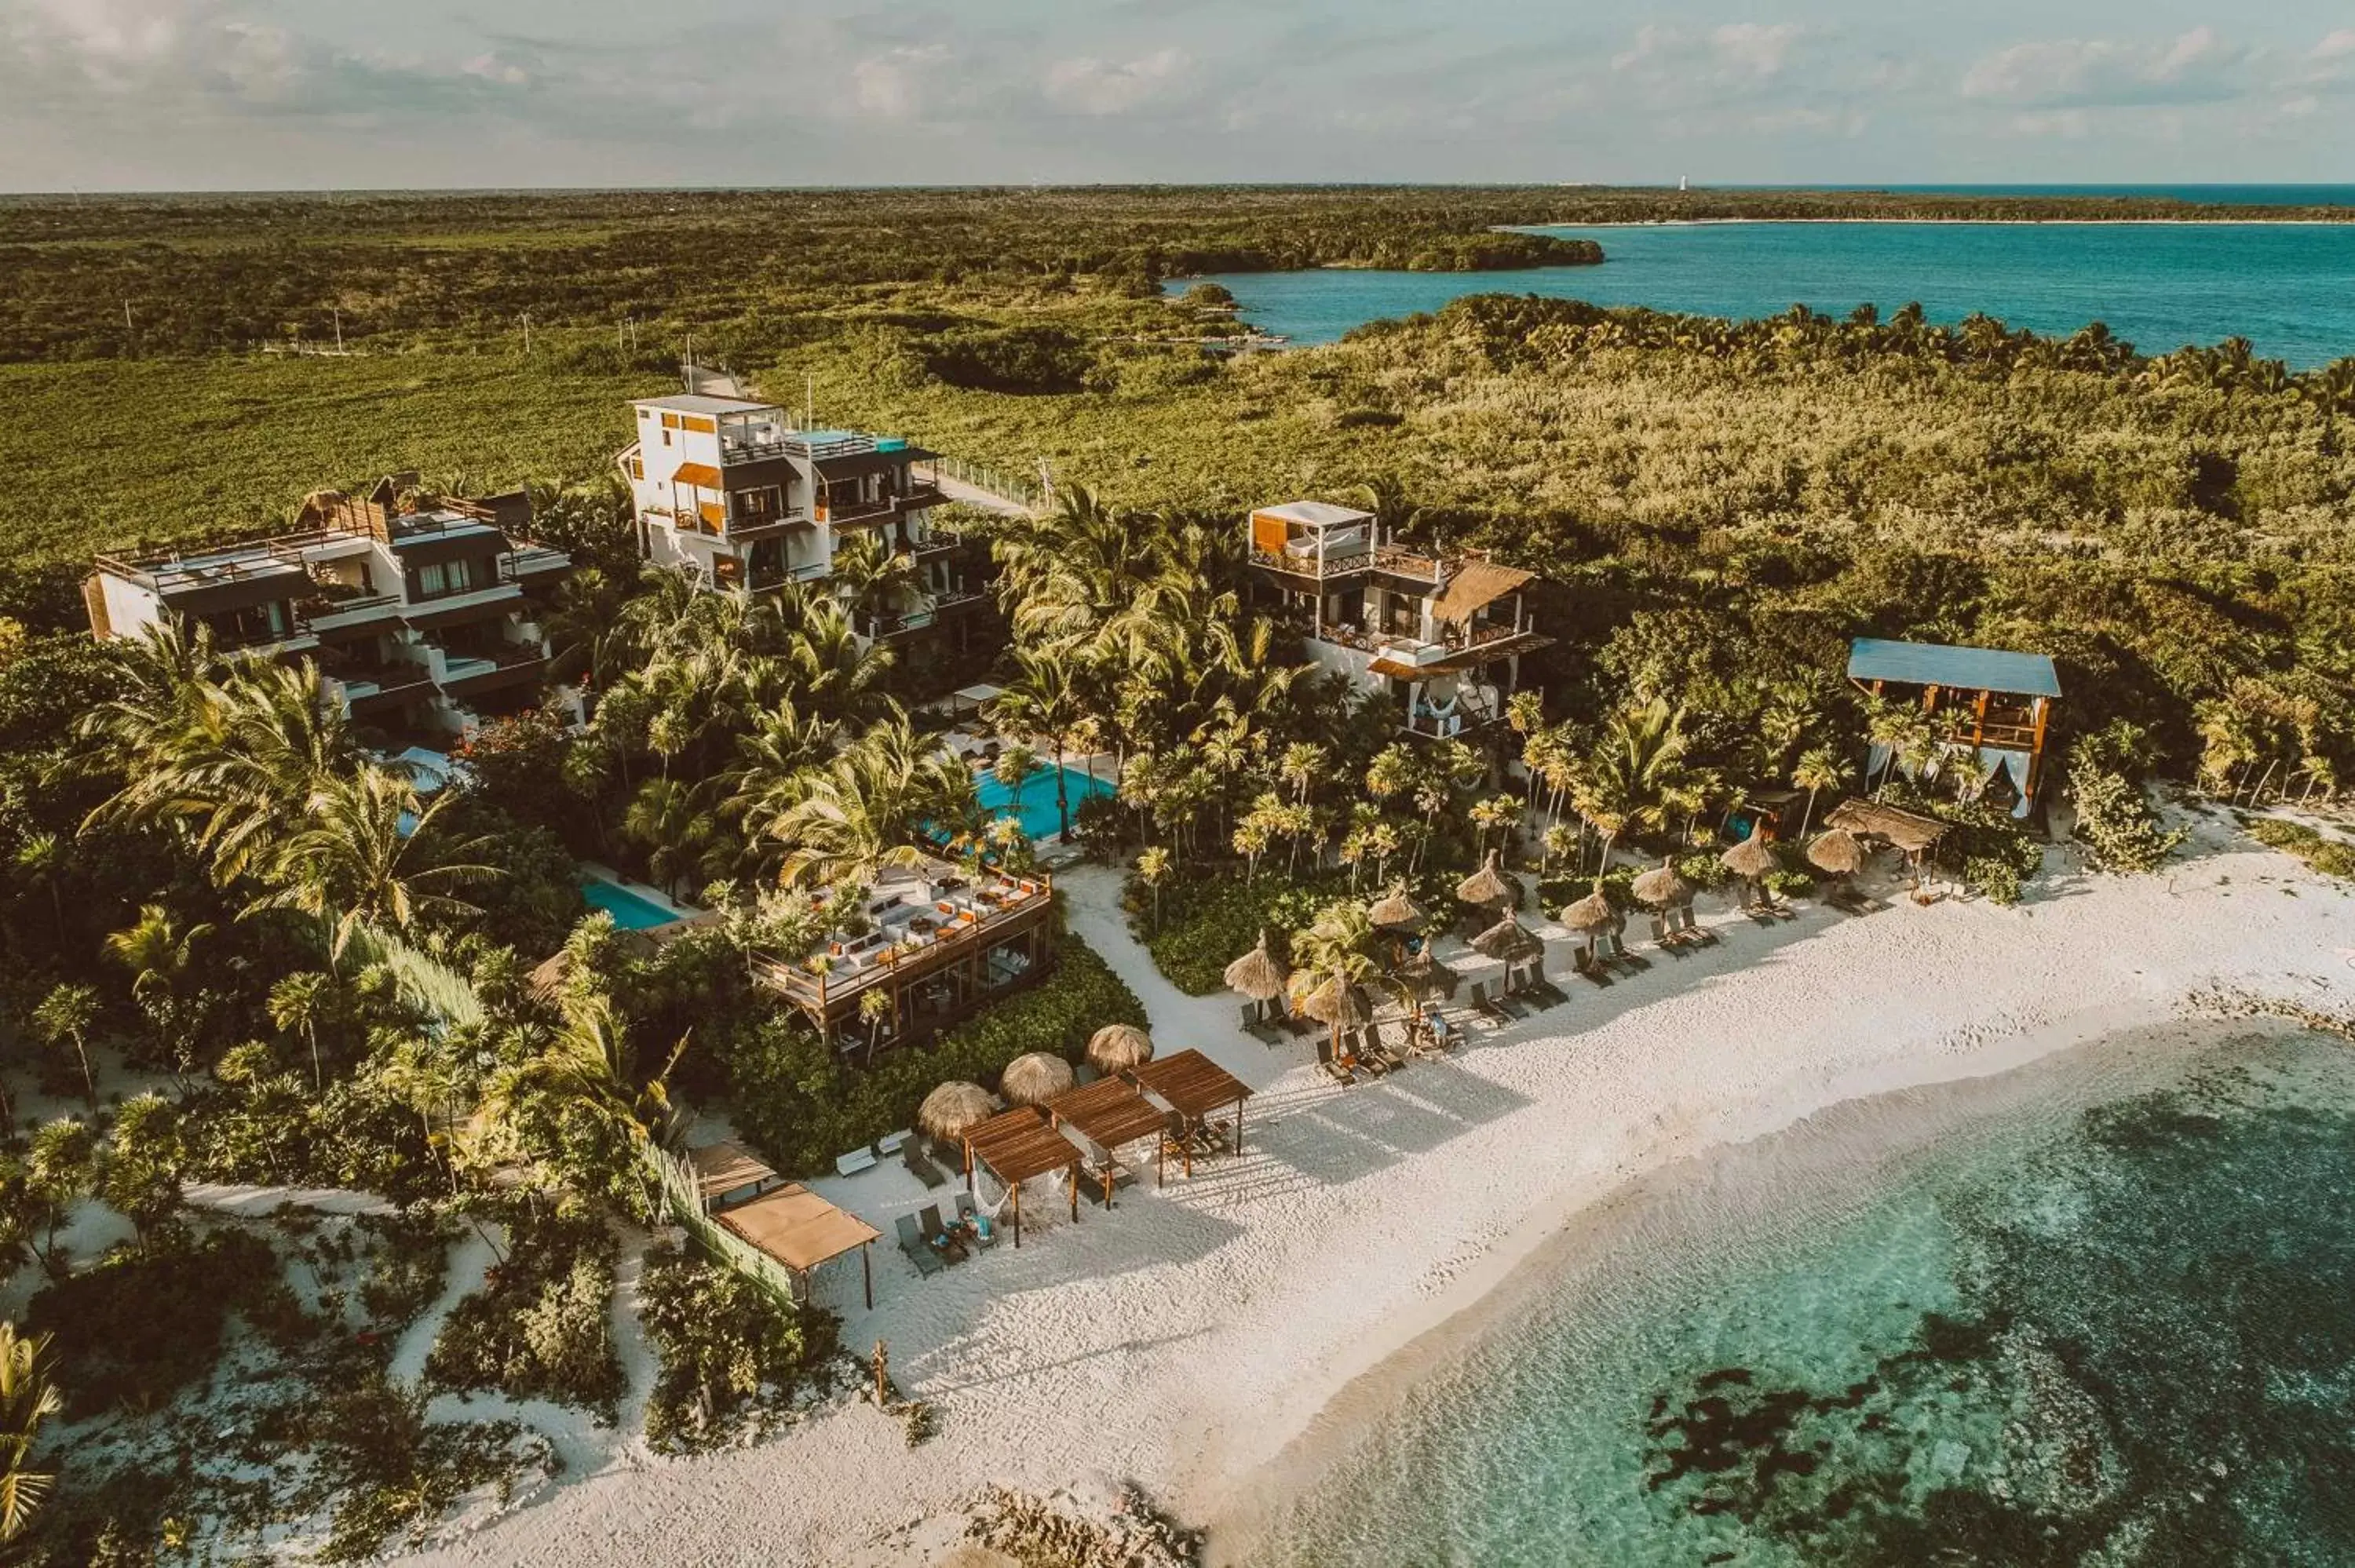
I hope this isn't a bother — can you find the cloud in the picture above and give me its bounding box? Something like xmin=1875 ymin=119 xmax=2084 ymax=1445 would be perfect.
xmin=853 ymin=45 xmax=951 ymax=121
xmin=1042 ymin=47 xmax=1192 ymax=115
xmin=1614 ymin=23 xmax=1802 ymax=87
xmin=1960 ymin=27 xmax=2251 ymax=110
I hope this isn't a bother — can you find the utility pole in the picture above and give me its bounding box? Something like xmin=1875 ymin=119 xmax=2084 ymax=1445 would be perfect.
xmin=123 ymin=301 xmax=133 ymax=335
xmin=520 ymin=313 xmax=531 ymax=355
xmin=333 ymin=308 xmax=344 ymax=354
xmin=805 ymin=372 xmax=815 ymax=432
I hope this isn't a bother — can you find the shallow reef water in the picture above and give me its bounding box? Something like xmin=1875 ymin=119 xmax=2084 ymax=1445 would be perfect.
xmin=1248 ymin=1026 xmax=2355 ymax=1566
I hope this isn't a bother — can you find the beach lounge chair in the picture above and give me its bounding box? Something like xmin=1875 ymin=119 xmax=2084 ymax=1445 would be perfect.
xmin=876 ymin=1129 xmax=909 ymax=1156
xmin=835 ymin=1145 xmax=878 ymax=1178
xmin=903 ymin=1140 xmax=948 ymax=1189
xmin=896 ymin=1213 xmax=944 ymax=1277
xmin=918 ymin=1202 xmax=965 ymax=1262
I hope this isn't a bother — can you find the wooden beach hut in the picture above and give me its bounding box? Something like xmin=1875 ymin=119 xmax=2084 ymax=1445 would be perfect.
xmin=1046 ymin=1075 xmax=1172 ymax=1198
xmin=1128 ymin=1048 xmax=1254 ymax=1179
xmin=1846 ymin=637 xmax=2061 ymax=814
xmin=962 ymin=1104 xmax=1084 ymax=1247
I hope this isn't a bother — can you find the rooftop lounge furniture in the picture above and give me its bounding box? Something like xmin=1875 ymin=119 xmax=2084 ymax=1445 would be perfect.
xmin=896 ymin=1212 xmax=944 ymax=1277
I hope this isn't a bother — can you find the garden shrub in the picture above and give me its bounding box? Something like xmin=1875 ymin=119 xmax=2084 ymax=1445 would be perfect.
xmin=2245 ymin=817 xmax=2355 ymax=881
xmin=637 ymin=1243 xmax=834 ymax=1454
xmin=27 ymin=1227 xmax=301 ymax=1415
xmin=2066 ymin=764 xmax=2187 ymax=874
xmin=1131 ymin=871 xmax=1342 ymax=994
xmin=725 ymin=933 xmax=1145 ymax=1176
xmin=425 ymin=1217 xmax=621 ymax=1415
xmin=354 ymin=1212 xmax=457 ymax=1331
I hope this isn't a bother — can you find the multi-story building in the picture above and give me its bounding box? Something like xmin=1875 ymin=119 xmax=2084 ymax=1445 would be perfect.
xmin=1245 ymin=499 xmax=1551 ymax=740
xmin=619 ymin=393 xmax=985 ymax=648
xmin=86 ymin=474 xmax=576 ymax=743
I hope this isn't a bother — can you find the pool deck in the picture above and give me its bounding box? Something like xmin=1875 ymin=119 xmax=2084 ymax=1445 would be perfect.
xmin=579 ymin=862 xmax=705 ymax=924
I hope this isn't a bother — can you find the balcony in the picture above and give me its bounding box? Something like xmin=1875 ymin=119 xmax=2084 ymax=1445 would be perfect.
xmin=1251 ymin=543 xmax=1372 ymax=582
xmin=501 ymin=545 xmax=571 ymax=582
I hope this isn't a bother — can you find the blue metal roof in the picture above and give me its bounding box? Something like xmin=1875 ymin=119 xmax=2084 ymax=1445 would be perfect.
xmin=1846 ymin=638 xmax=2061 ymax=698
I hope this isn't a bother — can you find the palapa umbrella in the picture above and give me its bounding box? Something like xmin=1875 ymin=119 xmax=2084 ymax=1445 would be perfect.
xmin=1394 ymin=945 xmax=1461 ymax=1000
xmin=1366 ymin=883 xmax=1425 ymax=932
xmin=1086 ymin=1022 xmax=1155 ymax=1074
xmin=919 ymin=1080 xmax=995 ymax=1142
xmin=1294 ymin=972 xmax=1373 ymax=1030
xmin=1720 ymin=823 xmax=1778 ymax=880
xmin=1560 ymin=880 xmax=1617 ymax=936
xmin=1456 ymin=850 xmax=1522 ymax=911
xmin=1630 ymin=855 xmax=1691 ymax=910
xmin=1470 ymin=912 xmax=1544 ymax=964
xmin=1222 ymin=930 xmax=1290 ymax=1002
xmin=999 ymin=1051 xmax=1075 ymax=1108
xmin=1806 ymin=828 xmax=1866 ymax=877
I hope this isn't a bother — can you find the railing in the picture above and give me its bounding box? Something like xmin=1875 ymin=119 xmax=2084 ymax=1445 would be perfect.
xmin=502 ymin=545 xmax=570 ymax=580
xmin=749 ymin=877 xmax=1053 ymax=1010
xmin=1250 ymin=545 xmax=1372 ymax=579
xmin=913 ymin=456 xmax=1046 ymax=514
xmin=1372 ymin=545 xmax=1444 ymax=582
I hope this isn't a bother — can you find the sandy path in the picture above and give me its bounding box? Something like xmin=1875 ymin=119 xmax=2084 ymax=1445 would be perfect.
xmin=408 ymin=808 xmax=2355 ymax=1567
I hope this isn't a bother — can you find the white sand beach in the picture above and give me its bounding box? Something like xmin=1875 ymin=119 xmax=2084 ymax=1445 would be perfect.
xmin=409 ymin=807 xmax=2355 ymax=1566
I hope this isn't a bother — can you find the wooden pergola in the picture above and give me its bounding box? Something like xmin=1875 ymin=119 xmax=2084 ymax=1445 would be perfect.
xmin=687 ymin=1139 xmax=784 ymax=1210
xmin=1047 ymin=1076 xmax=1176 ymax=1198
xmin=1126 ymin=1049 xmax=1254 ymax=1178
xmin=1824 ymin=797 xmax=1951 ymax=897
xmin=717 ymin=1183 xmax=882 ymax=1308
xmin=962 ymin=1105 xmax=1083 ymax=1247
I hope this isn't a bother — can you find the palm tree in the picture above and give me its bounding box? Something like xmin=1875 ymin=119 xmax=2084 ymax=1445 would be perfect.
xmin=988 ymin=647 xmax=1090 ymax=839
xmin=247 ymin=766 xmax=498 ymax=968
xmin=623 ymin=777 xmax=714 ymax=900
xmin=268 ymin=971 xmax=338 ymax=1090
xmin=9 ymin=834 xmax=66 ymax=945
xmin=1576 ymin=698 xmax=1693 ymax=872
xmin=1864 ymin=697 xmax=1937 ymax=797
xmin=1790 ymin=746 xmax=1853 ymax=841
xmin=828 ymin=532 xmax=921 ymax=636
xmin=30 ymin=985 xmax=99 ymax=1109
xmin=1135 ymin=846 xmax=1170 ymax=932
xmin=765 ymin=721 xmax=973 ymax=888
xmin=0 ymin=1322 xmax=60 ymax=1544
xmin=105 ymin=903 xmax=212 ymax=1063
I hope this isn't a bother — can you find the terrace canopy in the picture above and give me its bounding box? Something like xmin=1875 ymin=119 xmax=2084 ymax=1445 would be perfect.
xmin=687 ymin=1140 xmax=781 ymax=1209
xmin=962 ymin=1105 xmax=1083 ymax=1246
xmin=1047 ymin=1076 xmax=1174 ymax=1193
xmin=717 ymin=1183 xmax=881 ymax=1308
xmin=1824 ymin=798 xmax=1949 ymax=859
xmin=1129 ymin=1048 xmax=1254 ymax=1177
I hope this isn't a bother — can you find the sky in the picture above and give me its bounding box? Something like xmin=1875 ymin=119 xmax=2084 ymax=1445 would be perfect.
xmin=1 ymin=1 xmax=2351 ymax=191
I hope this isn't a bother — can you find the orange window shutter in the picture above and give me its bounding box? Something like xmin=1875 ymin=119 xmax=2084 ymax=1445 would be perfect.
xmin=683 ymin=415 xmax=716 ymax=434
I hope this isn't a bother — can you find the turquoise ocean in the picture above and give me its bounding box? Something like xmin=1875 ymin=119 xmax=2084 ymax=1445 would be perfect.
xmin=1168 ymin=189 xmax=2355 ymax=368
xmin=1229 ymin=1022 xmax=2355 ymax=1566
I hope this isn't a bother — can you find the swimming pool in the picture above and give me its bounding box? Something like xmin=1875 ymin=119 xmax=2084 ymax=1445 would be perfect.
xmin=976 ymin=764 xmax=1115 ymax=841
xmin=581 ymin=877 xmax=684 ymax=931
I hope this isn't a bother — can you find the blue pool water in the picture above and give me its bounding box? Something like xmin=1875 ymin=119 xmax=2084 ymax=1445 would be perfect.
xmin=977 ymin=764 xmax=1114 ymax=841
xmin=580 ymin=877 xmax=681 ymax=930
xmin=1170 ymin=218 xmax=2355 ymax=367
xmin=1238 ymin=1023 xmax=2355 ymax=1566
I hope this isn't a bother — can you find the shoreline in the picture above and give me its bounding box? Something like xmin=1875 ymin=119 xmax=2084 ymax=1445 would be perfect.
xmin=1203 ymin=1007 xmax=2312 ymax=1561
xmin=1516 ymin=216 xmax=2355 ymax=230
xmin=407 ymin=809 xmax=2355 ymax=1568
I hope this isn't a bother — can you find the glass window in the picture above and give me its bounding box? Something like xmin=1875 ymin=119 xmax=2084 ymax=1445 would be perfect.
xmin=447 ymin=558 xmax=473 ymax=593
xmin=418 ymin=562 xmax=447 ymax=597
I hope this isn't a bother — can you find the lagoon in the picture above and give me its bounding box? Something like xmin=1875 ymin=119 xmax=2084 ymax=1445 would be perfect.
xmin=1170 ymin=220 xmax=2355 ymax=368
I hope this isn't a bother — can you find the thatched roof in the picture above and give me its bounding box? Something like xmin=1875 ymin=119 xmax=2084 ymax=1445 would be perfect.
xmin=919 ymin=1080 xmax=996 ymax=1140
xmin=1222 ymin=931 xmax=1290 ymax=1001
xmin=1470 ymin=913 xmax=1545 ymax=963
xmin=1295 ymin=973 xmax=1372 ymax=1028
xmin=1393 ymin=945 xmax=1460 ymax=999
xmin=1824 ymin=798 xmax=1949 ymax=856
xmin=999 ymin=1052 xmax=1075 ymax=1108
xmin=1561 ymin=881 xmax=1617 ymax=935
xmin=1806 ymin=828 xmax=1867 ymax=876
xmin=1086 ymin=1023 xmax=1155 ymax=1074
xmin=1631 ymin=855 xmax=1691 ymax=910
xmin=1366 ymin=884 xmax=1425 ymax=931
xmin=1455 ymin=850 xmax=1521 ymax=910
xmin=1721 ymin=823 xmax=1778 ymax=879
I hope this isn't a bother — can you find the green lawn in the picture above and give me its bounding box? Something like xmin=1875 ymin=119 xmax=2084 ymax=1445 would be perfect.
xmin=0 ymin=353 xmax=662 ymax=563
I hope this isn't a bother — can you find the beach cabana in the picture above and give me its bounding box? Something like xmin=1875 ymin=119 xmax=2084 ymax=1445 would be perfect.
xmin=1086 ymin=1023 xmax=1155 ymax=1075
xmin=1046 ymin=1075 xmax=1173 ymax=1197
xmin=1129 ymin=1048 xmax=1254 ymax=1178
xmin=1824 ymin=798 xmax=1949 ymax=897
xmin=1367 ymin=884 xmax=1425 ymax=932
xmin=717 ymin=1182 xmax=881 ymax=1308
xmin=1806 ymin=828 xmax=1866 ymax=877
xmin=962 ymin=1104 xmax=1083 ymax=1246
xmin=999 ymin=1051 xmax=1075 ymax=1107
xmin=1631 ymin=855 xmax=1696 ymax=943
xmin=687 ymin=1140 xmax=783 ymax=1212
xmin=1394 ymin=945 xmax=1460 ymax=1000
